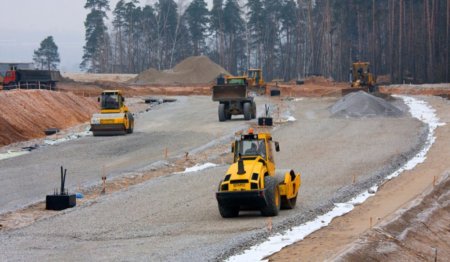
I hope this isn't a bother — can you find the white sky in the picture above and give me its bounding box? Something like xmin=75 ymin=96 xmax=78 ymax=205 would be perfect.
xmin=0 ymin=0 xmax=212 ymax=72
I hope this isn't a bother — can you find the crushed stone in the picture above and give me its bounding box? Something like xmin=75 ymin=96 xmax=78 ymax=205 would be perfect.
xmin=330 ymin=91 xmax=403 ymax=118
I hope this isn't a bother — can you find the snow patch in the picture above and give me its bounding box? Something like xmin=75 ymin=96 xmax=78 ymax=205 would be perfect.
xmin=385 ymin=96 xmax=445 ymax=180
xmin=0 ymin=150 xmax=30 ymax=161
xmin=286 ymin=116 xmax=296 ymax=122
xmin=226 ymin=96 xmax=444 ymax=262
xmin=178 ymin=163 xmax=218 ymax=174
xmin=44 ymin=130 xmax=92 ymax=146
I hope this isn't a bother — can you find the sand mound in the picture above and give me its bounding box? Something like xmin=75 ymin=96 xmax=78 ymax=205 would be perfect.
xmin=130 ymin=56 xmax=229 ymax=85
xmin=0 ymin=90 xmax=97 ymax=146
xmin=330 ymin=91 xmax=403 ymax=118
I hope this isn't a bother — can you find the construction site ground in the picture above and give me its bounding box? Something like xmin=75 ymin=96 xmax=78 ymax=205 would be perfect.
xmin=0 ymin=80 xmax=449 ymax=261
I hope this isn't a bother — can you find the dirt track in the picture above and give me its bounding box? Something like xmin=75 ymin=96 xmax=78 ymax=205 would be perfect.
xmin=0 ymin=95 xmax=427 ymax=261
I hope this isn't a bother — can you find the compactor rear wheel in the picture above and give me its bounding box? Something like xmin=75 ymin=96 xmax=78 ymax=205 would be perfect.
xmin=281 ymin=195 xmax=297 ymax=209
xmin=261 ymin=176 xmax=280 ymax=216
xmin=126 ymin=113 xmax=134 ymax=134
xmin=251 ymin=102 xmax=256 ymax=119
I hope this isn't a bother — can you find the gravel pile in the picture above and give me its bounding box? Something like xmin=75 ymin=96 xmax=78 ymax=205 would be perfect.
xmin=330 ymin=91 xmax=403 ymax=118
xmin=129 ymin=56 xmax=229 ymax=85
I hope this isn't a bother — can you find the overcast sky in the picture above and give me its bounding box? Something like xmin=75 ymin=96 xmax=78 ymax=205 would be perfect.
xmin=0 ymin=0 xmax=212 ymax=72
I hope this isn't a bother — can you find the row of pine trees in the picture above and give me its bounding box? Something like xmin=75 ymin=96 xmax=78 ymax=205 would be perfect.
xmin=81 ymin=0 xmax=450 ymax=84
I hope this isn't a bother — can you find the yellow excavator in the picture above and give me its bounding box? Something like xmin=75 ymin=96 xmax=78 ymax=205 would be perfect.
xmin=216 ymin=129 xmax=301 ymax=217
xmin=90 ymin=90 xmax=134 ymax=136
xmin=342 ymin=62 xmax=377 ymax=95
xmin=224 ymin=68 xmax=265 ymax=94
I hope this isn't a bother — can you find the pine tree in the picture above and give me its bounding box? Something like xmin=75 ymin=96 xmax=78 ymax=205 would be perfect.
xmin=81 ymin=0 xmax=111 ymax=72
xmin=185 ymin=0 xmax=209 ymax=56
xmin=210 ymin=0 xmax=225 ymax=64
xmin=223 ymin=0 xmax=245 ymax=74
xmin=112 ymin=0 xmax=127 ymax=72
xmin=155 ymin=0 xmax=179 ymax=69
xmin=33 ymin=36 xmax=60 ymax=70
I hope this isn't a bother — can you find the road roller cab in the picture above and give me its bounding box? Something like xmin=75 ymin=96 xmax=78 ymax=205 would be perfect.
xmin=216 ymin=129 xmax=301 ymax=217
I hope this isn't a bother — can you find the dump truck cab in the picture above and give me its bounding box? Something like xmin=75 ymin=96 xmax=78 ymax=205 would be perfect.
xmin=216 ymin=129 xmax=301 ymax=217
xmin=3 ymin=70 xmax=17 ymax=86
xmin=90 ymin=90 xmax=134 ymax=136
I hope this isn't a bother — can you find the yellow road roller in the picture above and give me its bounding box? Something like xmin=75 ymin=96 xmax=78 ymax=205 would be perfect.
xmin=90 ymin=90 xmax=134 ymax=136
xmin=216 ymin=128 xmax=301 ymax=217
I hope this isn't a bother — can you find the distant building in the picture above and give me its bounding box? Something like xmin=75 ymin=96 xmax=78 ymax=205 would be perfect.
xmin=0 ymin=62 xmax=34 ymax=76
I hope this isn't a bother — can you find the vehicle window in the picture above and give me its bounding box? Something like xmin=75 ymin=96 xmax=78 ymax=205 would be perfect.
xmin=228 ymin=78 xmax=244 ymax=85
xmin=102 ymin=94 xmax=120 ymax=109
xmin=237 ymin=139 xmax=266 ymax=158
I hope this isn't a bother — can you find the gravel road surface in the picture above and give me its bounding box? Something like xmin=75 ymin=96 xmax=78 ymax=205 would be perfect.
xmin=0 ymin=96 xmax=246 ymax=213
xmin=0 ymin=96 xmax=426 ymax=261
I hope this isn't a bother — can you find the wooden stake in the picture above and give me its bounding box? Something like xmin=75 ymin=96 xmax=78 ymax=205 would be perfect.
xmin=267 ymin=217 xmax=272 ymax=232
xmin=164 ymin=148 xmax=168 ymax=159
xmin=352 ymin=175 xmax=356 ymax=184
xmin=369 ymin=217 xmax=373 ymax=228
xmin=101 ymin=176 xmax=106 ymax=195
xmin=433 ymin=176 xmax=437 ymax=187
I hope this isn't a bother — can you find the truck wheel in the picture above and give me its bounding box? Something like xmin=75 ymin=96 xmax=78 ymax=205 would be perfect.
xmin=225 ymin=104 xmax=232 ymax=120
xmin=261 ymin=176 xmax=280 ymax=216
xmin=251 ymin=102 xmax=256 ymax=119
xmin=219 ymin=104 xmax=227 ymax=122
xmin=243 ymin=102 xmax=252 ymax=120
xmin=281 ymin=195 xmax=297 ymax=209
xmin=218 ymin=204 xmax=239 ymax=218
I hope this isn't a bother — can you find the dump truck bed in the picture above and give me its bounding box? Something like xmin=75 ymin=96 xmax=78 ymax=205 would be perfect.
xmin=212 ymin=84 xmax=250 ymax=102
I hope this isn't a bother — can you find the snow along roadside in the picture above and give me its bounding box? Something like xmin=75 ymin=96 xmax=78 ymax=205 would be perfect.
xmin=226 ymin=96 xmax=445 ymax=262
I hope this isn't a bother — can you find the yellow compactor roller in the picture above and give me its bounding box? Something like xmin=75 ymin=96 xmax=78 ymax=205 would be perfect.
xmin=90 ymin=90 xmax=134 ymax=136
xmin=216 ymin=129 xmax=301 ymax=217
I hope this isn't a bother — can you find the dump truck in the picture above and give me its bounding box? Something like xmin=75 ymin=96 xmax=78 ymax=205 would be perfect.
xmin=212 ymin=76 xmax=256 ymax=122
xmin=90 ymin=90 xmax=134 ymax=136
xmin=216 ymin=129 xmax=301 ymax=217
xmin=342 ymin=62 xmax=377 ymax=95
xmin=2 ymin=67 xmax=60 ymax=90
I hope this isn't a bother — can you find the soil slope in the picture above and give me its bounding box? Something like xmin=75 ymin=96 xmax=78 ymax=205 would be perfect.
xmin=0 ymin=90 xmax=97 ymax=146
xmin=337 ymin=175 xmax=450 ymax=261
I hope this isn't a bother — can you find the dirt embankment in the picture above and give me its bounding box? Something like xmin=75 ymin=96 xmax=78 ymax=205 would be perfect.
xmin=275 ymin=76 xmax=348 ymax=97
xmin=0 ymin=90 xmax=97 ymax=146
xmin=56 ymin=81 xmax=212 ymax=97
xmin=337 ymin=175 xmax=450 ymax=261
xmin=62 ymin=73 xmax=137 ymax=83
xmin=380 ymin=83 xmax=450 ymax=98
